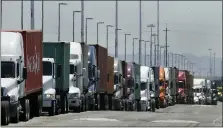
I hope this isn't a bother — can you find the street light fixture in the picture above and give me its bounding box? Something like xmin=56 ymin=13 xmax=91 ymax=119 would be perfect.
xmin=72 ymin=10 xmax=81 ymax=42
xmin=132 ymin=38 xmax=138 ymax=62
xmin=97 ymin=22 xmax=104 ymax=45
xmin=85 ymin=17 xmax=93 ymax=44
xmin=58 ymin=3 xmax=68 ymax=41
xmin=106 ymin=25 xmax=113 ymax=49
xmin=124 ymin=33 xmax=131 ymax=61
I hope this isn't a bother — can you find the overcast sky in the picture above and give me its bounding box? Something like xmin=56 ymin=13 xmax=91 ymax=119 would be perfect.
xmin=1 ymin=1 xmax=222 ymax=58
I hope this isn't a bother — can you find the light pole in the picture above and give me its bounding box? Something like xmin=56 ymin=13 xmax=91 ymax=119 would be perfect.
xmin=124 ymin=33 xmax=131 ymax=61
xmin=115 ymin=28 xmax=122 ymax=58
xmin=106 ymin=25 xmax=113 ymax=49
xmin=148 ymin=24 xmax=155 ymax=66
xmin=97 ymin=22 xmax=104 ymax=45
xmin=163 ymin=23 xmax=170 ymax=67
xmin=159 ymin=45 xmax=165 ymax=66
xmin=85 ymin=17 xmax=93 ymax=44
xmin=133 ymin=38 xmax=138 ymax=62
xmin=208 ymin=48 xmax=212 ymax=77
xmin=152 ymin=33 xmax=157 ymax=66
xmin=58 ymin=3 xmax=67 ymax=41
xmin=213 ymin=52 xmax=215 ymax=77
xmin=81 ymin=0 xmax=84 ymax=43
xmin=145 ymin=41 xmax=150 ymax=66
xmin=21 ymin=0 xmax=24 ymax=29
xmin=73 ymin=11 xmax=81 ymax=42
xmin=139 ymin=0 xmax=142 ymax=65
xmin=169 ymin=52 xmax=174 ymax=67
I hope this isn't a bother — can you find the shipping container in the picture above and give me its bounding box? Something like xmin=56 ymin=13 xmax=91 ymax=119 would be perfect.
xmin=107 ymin=56 xmax=114 ymax=94
xmin=3 ymin=30 xmax=43 ymax=95
xmin=43 ymin=42 xmax=70 ymax=92
xmin=89 ymin=44 xmax=108 ymax=93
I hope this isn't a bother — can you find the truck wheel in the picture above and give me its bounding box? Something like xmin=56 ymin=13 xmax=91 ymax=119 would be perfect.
xmin=80 ymin=96 xmax=84 ymax=112
xmin=49 ymin=100 xmax=56 ymax=116
xmin=35 ymin=95 xmax=42 ymax=117
xmin=11 ymin=104 xmax=19 ymax=123
xmin=151 ymin=100 xmax=156 ymax=112
xmin=97 ymin=94 xmax=100 ymax=110
xmin=1 ymin=101 xmax=9 ymax=125
xmin=55 ymin=95 xmax=61 ymax=115
xmin=104 ymin=95 xmax=109 ymax=110
xmin=21 ymin=99 xmax=30 ymax=121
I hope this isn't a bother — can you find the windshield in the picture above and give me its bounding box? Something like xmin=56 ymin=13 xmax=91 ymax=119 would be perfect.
xmin=1 ymin=62 xmax=15 ymax=78
xmin=178 ymin=82 xmax=185 ymax=88
xmin=194 ymin=89 xmax=201 ymax=93
xmin=43 ymin=61 xmax=52 ymax=76
xmin=140 ymin=82 xmax=147 ymax=90
xmin=70 ymin=64 xmax=77 ymax=74
xmin=114 ymin=74 xmax=119 ymax=84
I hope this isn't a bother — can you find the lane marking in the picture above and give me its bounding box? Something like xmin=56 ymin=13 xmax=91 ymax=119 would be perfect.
xmin=151 ymin=120 xmax=199 ymax=124
xmin=73 ymin=118 xmax=119 ymax=122
xmin=213 ymin=115 xmax=221 ymax=124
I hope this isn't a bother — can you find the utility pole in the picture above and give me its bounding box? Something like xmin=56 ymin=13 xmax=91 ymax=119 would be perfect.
xmin=81 ymin=0 xmax=84 ymax=43
xmin=21 ymin=0 xmax=24 ymax=29
xmin=115 ymin=0 xmax=119 ymax=58
xmin=157 ymin=0 xmax=160 ymax=66
xmin=30 ymin=0 xmax=35 ymax=29
xmin=154 ymin=38 xmax=157 ymax=66
xmin=163 ymin=23 xmax=170 ymax=67
xmin=139 ymin=0 xmax=142 ymax=65
xmin=145 ymin=41 xmax=150 ymax=66
xmin=106 ymin=25 xmax=113 ymax=49
xmin=208 ymin=48 xmax=212 ymax=77
xmin=148 ymin=24 xmax=155 ymax=66
xmin=132 ymin=38 xmax=138 ymax=62
xmin=73 ymin=11 xmax=81 ymax=42
xmin=213 ymin=52 xmax=215 ymax=77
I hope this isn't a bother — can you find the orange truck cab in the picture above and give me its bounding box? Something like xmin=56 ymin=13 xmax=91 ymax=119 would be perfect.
xmin=159 ymin=67 xmax=166 ymax=108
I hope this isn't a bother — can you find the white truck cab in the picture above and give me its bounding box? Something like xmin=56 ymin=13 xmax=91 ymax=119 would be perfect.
xmin=42 ymin=58 xmax=56 ymax=116
xmin=68 ymin=42 xmax=84 ymax=112
xmin=140 ymin=66 xmax=150 ymax=111
xmin=193 ymin=78 xmax=206 ymax=104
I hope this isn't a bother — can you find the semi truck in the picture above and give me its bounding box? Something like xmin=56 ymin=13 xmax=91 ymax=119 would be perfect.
xmin=188 ymin=74 xmax=194 ymax=104
xmin=164 ymin=67 xmax=173 ymax=106
xmin=140 ymin=66 xmax=156 ymax=111
xmin=126 ymin=62 xmax=135 ymax=111
xmin=87 ymin=46 xmax=99 ymax=110
xmin=67 ymin=42 xmax=88 ymax=112
xmin=107 ymin=56 xmax=114 ymax=110
xmin=177 ymin=70 xmax=190 ymax=104
xmin=171 ymin=67 xmax=177 ymax=105
xmin=1 ymin=30 xmax=42 ymax=125
xmin=113 ymin=58 xmax=124 ymax=110
xmin=121 ymin=60 xmax=128 ymax=111
xmin=151 ymin=66 xmax=160 ymax=109
xmin=89 ymin=44 xmax=108 ymax=110
xmin=159 ymin=67 xmax=167 ymax=108
xmin=42 ymin=42 xmax=70 ymax=116
xmin=133 ymin=63 xmax=141 ymax=111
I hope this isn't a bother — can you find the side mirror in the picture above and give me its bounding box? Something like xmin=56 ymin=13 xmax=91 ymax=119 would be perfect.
xmin=23 ymin=67 xmax=27 ymax=79
xmin=97 ymin=70 xmax=100 ymax=79
xmin=57 ymin=64 xmax=62 ymax=78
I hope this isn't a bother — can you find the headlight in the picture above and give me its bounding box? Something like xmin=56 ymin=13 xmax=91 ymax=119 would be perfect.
xmin=68 ymin=93 xmax=79 ymax=98
xmin=150 ymin=93 xmax=155 ymax=97
xmin=44 ymin=94 xmax=55 ymax=99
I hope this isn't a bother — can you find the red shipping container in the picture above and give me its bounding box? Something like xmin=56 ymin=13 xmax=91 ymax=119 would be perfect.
xmin=2 ymin=30 xmax=43 ymax=96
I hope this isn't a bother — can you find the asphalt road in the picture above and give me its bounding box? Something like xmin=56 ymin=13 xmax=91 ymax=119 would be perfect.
xmin=4 ymin=102 xmax=222 ymax=127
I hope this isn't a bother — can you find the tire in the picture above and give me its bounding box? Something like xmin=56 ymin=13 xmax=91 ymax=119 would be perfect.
xmin=80 ymin=96 xmax=84 ymax=112
xmin=1 ymin=101 xmax=10 ymax=125
xmin=21 ymin=99 xmax=30 ymax=121
xmin=48 ymin=100 xmax=56 ymax=116
xmin=61 ymin=96 xmax=68 ymax=114
xmin=97 ymin=94 xmax=100 ymax=110
xmin=55 ymin=96 xmax=61 ymax=115
xmin=35 ymin=95 xmax=42 ymax=117
xmin=104 ymin=95 xmax=109 ymax=110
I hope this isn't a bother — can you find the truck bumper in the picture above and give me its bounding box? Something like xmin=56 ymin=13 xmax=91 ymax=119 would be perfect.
xmin=140 ymin=101 xmax=147 ymax=111
xmin=42 ymin=100 xmax=54 ymax=108
xmin=113 ymin=98 xmax=122 ymax=109
xmin=68 ymin=98 xmax=80 ymax=108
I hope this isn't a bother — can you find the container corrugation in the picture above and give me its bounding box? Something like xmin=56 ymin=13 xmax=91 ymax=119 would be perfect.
xmin=3 ymin=30 xmax=43 ymax=96
xmin=107 ymin=56 xmax=114 ymax=94
xmin=90 ymin=44 xmax=108 ymax=93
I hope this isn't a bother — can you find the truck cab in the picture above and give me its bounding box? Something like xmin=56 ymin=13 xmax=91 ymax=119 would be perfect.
xmin=126 ymin=62 xmax=135 ymax=111
xmin=140 ymin=66 xmax=155 ymax=112
xmin=164 ymin=67 xmax=172 ymax=106
xmin=113 ymin=58 xmax=124 ymax=110
xmin=159 ymin=67 xmax=167 ymax=108
xmin=68 ymin=42 xmax=85 ymax=112
xmin=87 ymin=46 xmax=99 ymax=110
xmin=177 ymin=70 xmax=188 ymax=104
xmin=42 ymin=58 xmax=57 ymax=115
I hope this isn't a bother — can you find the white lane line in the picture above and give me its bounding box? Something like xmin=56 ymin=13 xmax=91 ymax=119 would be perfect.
xmin=73 ymin=118 xmax=119 ymax=122
xmin=151 ymin=120 xmax=200 ymax=124
xmin=212 ymin=115 xmax=221 ymax=124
